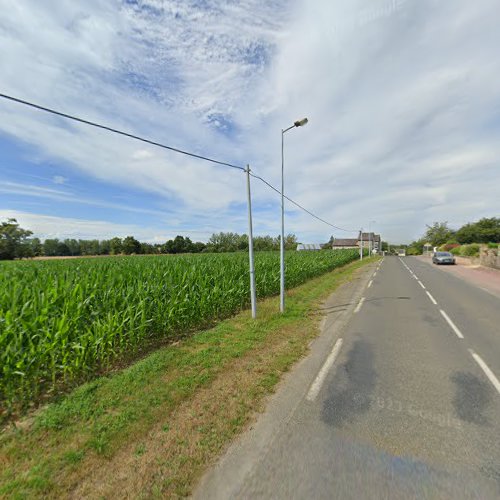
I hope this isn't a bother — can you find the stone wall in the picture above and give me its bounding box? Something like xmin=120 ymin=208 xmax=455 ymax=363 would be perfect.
xmin=480 ymin=245 xmax=500 ymax=270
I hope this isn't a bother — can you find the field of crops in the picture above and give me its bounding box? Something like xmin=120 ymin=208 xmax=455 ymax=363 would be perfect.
xmin=0 ymin=249 xmax=358 ymax=412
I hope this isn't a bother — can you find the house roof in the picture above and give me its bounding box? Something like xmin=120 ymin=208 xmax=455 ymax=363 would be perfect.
xmin=297 ymin=243 xmax=322 ymax=250
xmin=332 ymin=238 xmax=359 ymax=246
xmin=358 ymin=232 xmax=381 ymax=242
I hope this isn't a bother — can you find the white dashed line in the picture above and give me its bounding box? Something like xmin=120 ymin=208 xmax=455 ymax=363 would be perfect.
xmin=439 ymin=310 xmax=464 ymax=339
xmin=307 ymin=338 xmax=343 ymax=401
xmin=368 ymin=280 xmax=373 ymax=288
xmin=373 ymin=272 xmax=377 ymax=277
xmin=469 ymin=350 xmax=500 ymax=395
xmin=354 ymin=297 xmax=365 ymax=313
xmin=418 ymin=281 xmax=426 ymax=289
xmin=425 ymin=291 xmax=438 ymax=305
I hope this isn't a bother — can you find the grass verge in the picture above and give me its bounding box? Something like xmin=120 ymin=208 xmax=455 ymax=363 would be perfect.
xmin=0 ymin=257 xmax=375 ymax=499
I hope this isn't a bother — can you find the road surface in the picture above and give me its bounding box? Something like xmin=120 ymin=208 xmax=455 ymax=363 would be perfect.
xmin=195 ymin=256 xmax=500 ymax=499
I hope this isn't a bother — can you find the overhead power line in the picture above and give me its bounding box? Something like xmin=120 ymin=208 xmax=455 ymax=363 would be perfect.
xmin=0 ymin=93 xmax=245 ymax=171
xmin=1 ymin=92 xmax=356 ymax=233
xmin=249 ymin=172 xmax=356 ymax=233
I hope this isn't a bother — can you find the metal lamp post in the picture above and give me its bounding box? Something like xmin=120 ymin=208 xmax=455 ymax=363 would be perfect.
xmin=280 ymin=117 xmax=308 ymax=313
xmin=368 ymin=220 xmax=376 ymax=256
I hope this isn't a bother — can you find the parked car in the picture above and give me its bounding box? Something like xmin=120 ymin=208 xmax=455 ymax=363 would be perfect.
xmin=432 ymin=251 xmax=456 ymax=265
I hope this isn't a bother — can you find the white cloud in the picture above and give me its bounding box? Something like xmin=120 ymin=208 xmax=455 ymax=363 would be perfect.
xmin=1 ymin=0 xmax=499 ymax=243
xmin=52 ymin=175 xmax=67 ymax=184
xmin=0 ymin=209 xmax=209 ymax=242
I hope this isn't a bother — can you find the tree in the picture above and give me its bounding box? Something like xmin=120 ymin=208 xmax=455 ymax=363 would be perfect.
xmin=29 ymin=237 xmax=43 ymax=257
xmin=284 ymin=233 xmax=298 ymax=251
xmin=456 ymin=217 xmax=500 ymax=244
xmin=79 ymin=239 xmax=100 ymax=256
xmin=253 ymin=235 xmax=275 ymax=251
xmin=43 ymin=238 xmax=60 ymax=257
xmin=122 ymin=236 xmax=141 ymax=254
xmin=64 ymin=239 xmax=81 ymax=256
xmin=0 ymin=219 xmax=33 ymax=260
xmin=109 ymin=237 xmax=123 ymax=255
xmin=192 ymin=241 xmax=206 ymax=253
xmin=99 ymin=239 xmax=111 ymax=255
xmin=206 ymin=232 xmax=243 ymax=253
xmin=424 ymin=222 xmax=455 ymax=247
xmin=56 ymin=241 xmax=71 ymax=256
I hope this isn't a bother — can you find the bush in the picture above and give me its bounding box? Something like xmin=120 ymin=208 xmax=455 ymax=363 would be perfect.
xmin=406 ymin=247 xmax=420 ymax=255
xmin=460 ymin=244 xmax=480 ymax=257
xmin=451 ymin=246 xmax=461 ymax=255
xmin=488 ymin=242 xmax=499 ymax=249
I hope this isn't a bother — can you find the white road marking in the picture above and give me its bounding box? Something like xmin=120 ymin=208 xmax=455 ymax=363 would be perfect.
xmin=307 ymin=338 xmax=343 ymax=401
xmin=439 ymin=310 xmax=464 ymax=339
xmin=373 ymin=272 xmax=377 ymax=277
xmin=418 ymin=281 xmax=426 ymax=289
xmin=469 ymin=350 xmax=500 ymax=394
xmin=368 ymin=280 xmax=373 ymax=288
xmin=425 ymin=291 xmax=438 ymax=305
xmin=354 ymin=297 xmax=366 ymax=313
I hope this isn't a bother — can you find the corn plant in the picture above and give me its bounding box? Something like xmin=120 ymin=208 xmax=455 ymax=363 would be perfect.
xmin=0 ymin=249 xmax=358 ymax=413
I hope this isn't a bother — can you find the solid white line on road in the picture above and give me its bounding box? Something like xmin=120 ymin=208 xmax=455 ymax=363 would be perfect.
xmin=354 ymin=297 xmax=365 ymax=313
xmin=469 ymin=349 xmax=500 ymax=395
xmin=440 ymin=310 xmax=464 ymax=339
xmin=307 ymin=338 xmax=344 ymax=401
xmin=418 ymin=281 xmax=426 ymax=289
xmin=425 ymin=291 xmax=438 ymax=305
xmin=368 ymin=280 xmax=373 ymax=288
xmin=373 ymin=271 xmax=377 ymax=277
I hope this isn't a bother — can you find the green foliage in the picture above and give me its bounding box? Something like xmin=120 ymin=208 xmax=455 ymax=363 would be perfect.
xmin=406 ymin=247 xmax=420 ymax=255
xmin=450 ymin=246 xmax=461 ymax=255
xmin=109 ymin=237 xmax=123 ymax=255
xmin=0 ymin=219 xmax=33 ymax=260
xmin=459 ymin=243 xmax=480 ymax=257
xmin=456 ymin=217 xmax=500 ymax=244
xmin=424 ymin=222 xmax=455 ymax=246
xmin=121 ymin=236 xmax=141 ymax=255
xmin=0 ymin=249 xmax=359 ymax=412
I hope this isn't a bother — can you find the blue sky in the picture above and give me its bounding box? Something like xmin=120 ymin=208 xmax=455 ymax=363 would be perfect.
xmin=1 ymin=0 xmax=499 ymax=243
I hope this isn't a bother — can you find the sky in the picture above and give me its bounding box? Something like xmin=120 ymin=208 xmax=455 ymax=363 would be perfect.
xmin=1 ymin=0 xmax=499 ymax=244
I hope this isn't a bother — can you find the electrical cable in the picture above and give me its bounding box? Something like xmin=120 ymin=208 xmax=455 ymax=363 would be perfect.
xmin=0 ymin=93 xmax=245 ymax=171
xmin=1 ymin=92 xmax=358 ymax=233
xmin=249 ymin=172 xmax=357 ymax=233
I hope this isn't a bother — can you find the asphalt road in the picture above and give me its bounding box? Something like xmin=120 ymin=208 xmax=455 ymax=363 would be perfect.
xmin=195 ymin=257 xmax=500 ymax=499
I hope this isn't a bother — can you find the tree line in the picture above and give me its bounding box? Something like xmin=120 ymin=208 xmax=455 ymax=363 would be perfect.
xmin=407 ymin=217 xmax=500 ymax=254
xmin=0 ymin=219 xmax=299 ymax=260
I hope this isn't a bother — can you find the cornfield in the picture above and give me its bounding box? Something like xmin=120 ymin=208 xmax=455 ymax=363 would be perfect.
xmin=0 ymin=249 xmax=358 ymax=412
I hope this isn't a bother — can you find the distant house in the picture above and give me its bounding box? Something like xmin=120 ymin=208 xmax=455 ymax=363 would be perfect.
xmin=296 ymin=243 xmax=322 ymax=251
xmin=358 ymin=232 xmax=381 ymax=253
xmin=331 ymin=238 xmax=359 ymax=250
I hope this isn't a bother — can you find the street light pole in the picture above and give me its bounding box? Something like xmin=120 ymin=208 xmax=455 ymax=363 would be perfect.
xmin=280 ymin=118 xmax=308 ymax=313
xmin=360 ymin=229 xmax=363 ymax=260
xmin=368 ymin=220 xmax=375 ymax=257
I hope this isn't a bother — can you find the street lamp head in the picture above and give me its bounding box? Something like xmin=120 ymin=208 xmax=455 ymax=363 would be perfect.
xmin=294 ymin=118 xmax=308 ymax=127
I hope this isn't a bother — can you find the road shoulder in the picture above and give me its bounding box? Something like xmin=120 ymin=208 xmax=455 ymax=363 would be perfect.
xmin=193 ymin=259 xmax=376 ymax=499
xmin=415 ymin=255 xmax=500 ymax=299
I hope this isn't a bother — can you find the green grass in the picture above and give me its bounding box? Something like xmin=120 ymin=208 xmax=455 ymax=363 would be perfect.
xmin=0 ymin=250 xmax=359 ymax=415
xmin=0 ymin=257 xmax=375 ymax=499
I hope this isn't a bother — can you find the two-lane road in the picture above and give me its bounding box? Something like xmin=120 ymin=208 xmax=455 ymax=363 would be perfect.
xmin=196 ymin=257 xmax=500 ymax=499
